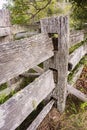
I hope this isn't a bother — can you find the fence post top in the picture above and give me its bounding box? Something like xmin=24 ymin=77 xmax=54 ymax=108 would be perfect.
xmin=0 ymin=9 xmax=11 ymax=27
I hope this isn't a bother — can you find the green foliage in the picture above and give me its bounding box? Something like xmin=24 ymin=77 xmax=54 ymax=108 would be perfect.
xmin=80 ymin=102 xmax=87 ymax=111
xmin=0 ymin=90 xmax=16 ymax=105
xmin=71 ymin=7 xmax=87 ymax=29
xmin=70 ymin=0 xmax=87 ymax=7
xmin=70 ymin=0 xmax=87 ymax=29
xmin=0 ymin=94 xmax=7 ymax=104
xmin=7 ymin=0 xmax=57 ymax=24
xmin=7 ymin=0 xmax=70 ymax=25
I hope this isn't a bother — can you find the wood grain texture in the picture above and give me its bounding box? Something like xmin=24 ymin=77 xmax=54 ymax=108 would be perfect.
xmin=40 ymin=16 xmax=60 ymax=33
xmin=0 ymin=33 xmax=54 ymax=85
xmin=27 ymin=100 xmax=54 ymax=130
xmin=70 ymin=31 xmax=84 ymax=47
xmin=69 ymin=43 xmax=87 ymax=70
xmin=0 ymin=70 xmax=55 ymax=130
xmin=41 ymin=16 xmax=69 ymax=112
xmin=56 ymin=16 xmax=69 ymax=112
xmin=0 ymin=10 xmax=11 ymax=27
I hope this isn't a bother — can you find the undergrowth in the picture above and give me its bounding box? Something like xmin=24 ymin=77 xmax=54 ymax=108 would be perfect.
xmin=0 ymin=83 xmax=7 ymax=91
xmin=68 ymin=55 xmax=87 ymax=82
xmin=0 ymin=90 xmax=16 ymax=104
xmin=60 ymin=94 xmax=87 ymax=130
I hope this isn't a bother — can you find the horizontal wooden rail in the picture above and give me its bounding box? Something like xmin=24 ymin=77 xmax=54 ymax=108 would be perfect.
xmin=0 ymin=78 xmax=23 ymax=97
xmin=68 ymin=65 xmax=84 ymax=85
xmin=0 ymin=33 xmax=54 ymax=85
xmin=0 ymin=10 xmax=11 ymax=27
xmin=69 ymin=43 xmax=87 ymax=70
xmin=67 ymin=85 xmax=87 ymax=102
xmin=70 ymin=31 xmax=84 ymax=47
xmin=0 ymin=27 xmax=11 ymax=37
xmin=27 ymin=100 xmax=54 ymax=130
xmin=0 ymin=70 xmax=55 ymax=130
xmin=20 ymin=73 xmax=40 ymax=78
xmin=14 ymin=31 xmax=39 ymax=39
xmin=33 ymin=66 xmax=44 ymax=74
xmin=67 ymin=65 xmax=87 ymax=102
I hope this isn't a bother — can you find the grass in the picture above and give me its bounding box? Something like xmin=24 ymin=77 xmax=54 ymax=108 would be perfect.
xmin=65 ymin=39 xmax=87 ymax=130
xmin=0 ymin=83 xmax=8 ymax=91
xmin=60 ymin=93 xmax=87 ymax=130
xmin=60 ymin=111 xmax=87 ymax=130
xmin=0 ymin=90 xmax=16 ymax=104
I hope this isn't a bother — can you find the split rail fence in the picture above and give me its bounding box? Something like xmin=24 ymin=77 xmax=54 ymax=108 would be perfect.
xmin=0 ymin=10 xmax=87 ymax=130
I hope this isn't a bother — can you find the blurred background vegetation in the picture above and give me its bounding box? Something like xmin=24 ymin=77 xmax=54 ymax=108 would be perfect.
xmin=5 ymin=0 xmax=86 ymax=30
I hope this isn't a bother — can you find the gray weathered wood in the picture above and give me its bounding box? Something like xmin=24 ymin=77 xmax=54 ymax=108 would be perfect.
xmin=67 ymin=65 xmax=84 ymax=96
xmin=70 ymin=31 xmax=84 ymax=47
xmin=0 ymin=35 xmax=12 ymax=44
xmin=67 ymin=65 xmax=87 ymax=102
xmin=0 ymin=27 xmax=11 ymax=37
xmin=20 ymin=73 xmax=40 ymax=78
xmin=68 ymin=65 xmax=84 ymax=85
xmin=0 ymin=10 xmax=11 ymax=27
xmin=33 ymin=66 xmax=44 ymax=74
xmin=0 ymin=33 xmax=54 ymax=85
xmin=12 ymin=24 xmax=40 ymax=35
xmin=14 ymin=31 xmax=39 ymax=40
xmin=41 ymin=16 xmax=58 ymax=33
xmin=0 ymin=11 xmax=13 ymax=88
xmin=67 ymin=85 xmax=87 ymax=102
xmin=0 ymin=70 xmax=55 ymax=130
xmin=27 ymin=100 xmax=54 ymax=130
xmin=69 ymin=43 xmax=87 ymax=70
xmin=40 ymin=16 xmax=69 ymax=112
xmin=0 ymin=78 xmax=23 ymax=97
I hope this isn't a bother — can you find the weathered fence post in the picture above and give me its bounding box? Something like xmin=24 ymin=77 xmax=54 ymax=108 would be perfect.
xmin=0 ymin=9 xmax=12 ymax=43
xmin=0 ymin=10 xmax=13 ymax=87
xmin=40 ymin=16 xmax=69 ymax=112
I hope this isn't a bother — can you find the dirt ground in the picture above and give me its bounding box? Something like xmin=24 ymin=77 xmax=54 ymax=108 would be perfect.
xmin=37 ymin=66 xmax=87 ymax=130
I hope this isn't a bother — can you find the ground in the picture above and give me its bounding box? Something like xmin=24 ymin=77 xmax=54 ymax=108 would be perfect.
xmin=37 ymin=66 xmax=87 ymax=130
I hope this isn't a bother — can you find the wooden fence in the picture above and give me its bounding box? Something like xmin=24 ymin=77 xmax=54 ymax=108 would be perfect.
xmin=0 ymin=10 xmax=87 ymax=130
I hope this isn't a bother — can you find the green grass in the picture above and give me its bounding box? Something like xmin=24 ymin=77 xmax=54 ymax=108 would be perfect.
xmin=0 ymin=90 xmax=16 ymax=104
xmin=0 ymin=83 xmax=8 ymax=91
xmin=62 ymin=91 xmax=87 ymax=130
